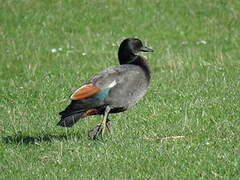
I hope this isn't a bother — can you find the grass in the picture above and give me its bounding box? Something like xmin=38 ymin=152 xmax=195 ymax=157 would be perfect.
xmin=0 ymin=0 xmax=240 ymax=179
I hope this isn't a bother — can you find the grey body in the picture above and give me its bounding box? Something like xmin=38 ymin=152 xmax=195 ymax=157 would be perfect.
xmin=89 ymin=56 xmax=151 ymax=111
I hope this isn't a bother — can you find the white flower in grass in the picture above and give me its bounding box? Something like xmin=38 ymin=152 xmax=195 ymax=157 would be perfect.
xmin=51 ymin=48 xmax=57 ymax=53
xmin=196 ymin=40 xmax=207 ymax=45
xmin=206 ymin=141 xmax=210 ymax=145
xmin=82 ymin=52 xmax=87 ymax=56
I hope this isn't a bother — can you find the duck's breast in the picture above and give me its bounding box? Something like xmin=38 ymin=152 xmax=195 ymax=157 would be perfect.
xmin=91 ymin=64 xmax=150 ymax=109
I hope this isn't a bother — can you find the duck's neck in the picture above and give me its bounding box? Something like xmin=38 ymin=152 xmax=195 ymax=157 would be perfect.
xmin=118 ymin=47 xmax=135 ymax=65
xmin=118 ymin=53 xmax=152 ymax=82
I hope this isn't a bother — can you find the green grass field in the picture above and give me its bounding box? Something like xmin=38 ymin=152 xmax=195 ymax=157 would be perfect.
xmin=1 ymin=0 xmax=240 ymax=179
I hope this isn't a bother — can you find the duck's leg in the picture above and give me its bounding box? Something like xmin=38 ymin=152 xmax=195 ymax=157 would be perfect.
xmin=88 ymin=106 xmax=111 ymax=140
xmin=106 ymin=118 xmax=112 ymax=134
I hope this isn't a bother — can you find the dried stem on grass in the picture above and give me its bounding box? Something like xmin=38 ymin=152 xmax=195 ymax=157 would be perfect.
xmin=143 ymin=136 xmax=184 ymax=142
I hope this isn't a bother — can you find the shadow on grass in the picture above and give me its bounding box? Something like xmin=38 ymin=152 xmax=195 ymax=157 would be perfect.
xmin=2 ymin=133 xmax=83 ymax=145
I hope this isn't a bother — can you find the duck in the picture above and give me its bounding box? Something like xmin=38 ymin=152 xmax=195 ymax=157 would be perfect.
xmin=58 ymin=38 xmax=153 ymax=139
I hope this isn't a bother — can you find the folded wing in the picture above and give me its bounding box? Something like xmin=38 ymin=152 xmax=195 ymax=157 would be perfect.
xmin=70 ymin=83 xmax=101 ymax=100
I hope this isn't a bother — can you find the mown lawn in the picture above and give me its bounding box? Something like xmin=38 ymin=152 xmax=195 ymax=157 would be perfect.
xmin=0 ymin=0 xmax=239 ymax=179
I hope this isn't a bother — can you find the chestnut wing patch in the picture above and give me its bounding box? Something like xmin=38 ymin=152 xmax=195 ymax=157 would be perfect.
xmin=70 ymin=84 xmax=101 ymax=100
xmin=82 ymin=109 xmax=98 ymax=117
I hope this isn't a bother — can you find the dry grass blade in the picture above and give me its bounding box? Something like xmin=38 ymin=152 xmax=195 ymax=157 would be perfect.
xmin=59 ymin=99 xmax=68 ymax=103
xmin=142 ymin=136 xmax=184 ymax=142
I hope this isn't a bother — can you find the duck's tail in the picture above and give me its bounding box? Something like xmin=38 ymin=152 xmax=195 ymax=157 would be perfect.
xmin=58 ymin=108 xmax=98 ymax=127
xmin=57 ymin=111 xmax=85 ymax=127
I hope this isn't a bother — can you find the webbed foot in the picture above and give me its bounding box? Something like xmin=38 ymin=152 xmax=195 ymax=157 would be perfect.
xmin=88 ymin=119 xmax=111 ymax=140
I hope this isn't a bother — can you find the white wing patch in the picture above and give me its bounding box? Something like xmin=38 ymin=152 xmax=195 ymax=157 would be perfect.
xmin=108 ymin=80 xmax=117 ymax=88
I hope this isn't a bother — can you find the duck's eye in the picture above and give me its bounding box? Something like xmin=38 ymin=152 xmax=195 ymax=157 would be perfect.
xmin=135 ymin=40 xmax=142 ymax=49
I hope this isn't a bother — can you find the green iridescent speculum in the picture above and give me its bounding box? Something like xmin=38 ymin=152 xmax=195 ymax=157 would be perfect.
xmin=92 ymin=88 xmax=111 ymax=101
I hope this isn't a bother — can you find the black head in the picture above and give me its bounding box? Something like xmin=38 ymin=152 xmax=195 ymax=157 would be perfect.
xmin=118 ymin=38 xmax=153 ymax=64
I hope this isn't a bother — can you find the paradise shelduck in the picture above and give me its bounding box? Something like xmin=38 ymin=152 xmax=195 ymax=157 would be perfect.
xmin=58 ymin=38 xmax=153 ymax=139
